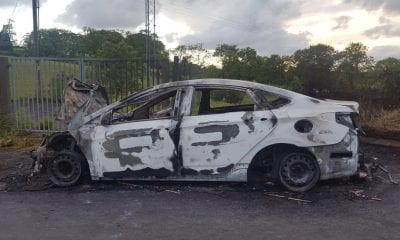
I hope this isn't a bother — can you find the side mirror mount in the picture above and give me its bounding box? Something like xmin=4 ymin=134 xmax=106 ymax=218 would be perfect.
xmin=100 ymin=110 xmax=112 ymax=125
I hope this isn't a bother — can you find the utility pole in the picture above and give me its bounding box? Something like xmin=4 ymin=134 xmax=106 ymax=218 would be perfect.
xmin=32 ymin=0 xmax=39 ymax=56
xmin=145 ymin=0 xmax=150 ymax=86
xmin=32 ymin=0 xmax=41 ymax=100
xmin=153 ymin=0 xmax=156 ymax=85
xmin=145 ymin=0 xmax=156 ymax=86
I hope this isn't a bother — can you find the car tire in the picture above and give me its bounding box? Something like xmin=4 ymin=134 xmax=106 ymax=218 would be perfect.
xmin=277 ymin=151 xmax=320 ymax=192
xmin=47 ymin=151 xmax=83 ymax=187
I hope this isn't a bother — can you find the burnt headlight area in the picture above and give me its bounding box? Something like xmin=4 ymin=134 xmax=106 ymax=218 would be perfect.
xmin=336 ymin=113 xmax=356 ymax=129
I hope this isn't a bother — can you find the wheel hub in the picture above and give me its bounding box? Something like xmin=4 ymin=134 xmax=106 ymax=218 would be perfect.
xmin=281 ymin=154 xmax=315 ymax=187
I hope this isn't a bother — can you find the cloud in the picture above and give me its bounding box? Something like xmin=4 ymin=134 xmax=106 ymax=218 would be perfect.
xmin=369 ymin=45 xmax=400 ymax=60
xmin=332 ymin=16 xmax=351 ymax=30
xmin=54 ymin=0 xmax=400 ymax=56
xmin=56 ymin=0 xmax=155 ymax=29
xmin=0 ymin=0 xmax=29 ymax=7
xmin=0 ymin=0 xmax=48 ymax=7
xmin=346 ymin=0 xmax=400 ymax=14
xmin=55 ymin=0 xmax=310 ymax=55
xmin=364 ymin=24 xmax=400 ymax=39
xmin=160 ymin=0 xmax=309 ymax=55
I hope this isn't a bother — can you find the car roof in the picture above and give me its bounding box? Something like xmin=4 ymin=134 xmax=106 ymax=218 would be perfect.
xmin=148 ymin=78 xmax=303 ymax=99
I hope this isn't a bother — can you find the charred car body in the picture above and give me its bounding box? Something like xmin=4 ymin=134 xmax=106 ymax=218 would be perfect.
xmin=32 ymin=79 xmax=360 ymax=192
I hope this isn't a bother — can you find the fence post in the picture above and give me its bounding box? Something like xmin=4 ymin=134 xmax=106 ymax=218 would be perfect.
xmin=79 ymin=58 xmax=85 ymax=82
xmin=0 ymin=57 xmax=10 ymax=115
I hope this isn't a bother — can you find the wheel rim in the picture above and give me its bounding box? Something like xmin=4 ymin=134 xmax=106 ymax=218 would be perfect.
xmin=280 ymin=154 xmax=316 ymax=188
xmin=49 ymin=153 xmax=81 ymax=184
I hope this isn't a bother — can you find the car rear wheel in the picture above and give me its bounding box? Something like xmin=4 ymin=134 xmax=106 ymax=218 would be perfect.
xmin=47 ymin=151 xmax=83 ymax=187
xmin=277 ymin=151 xmax=320 ymax=192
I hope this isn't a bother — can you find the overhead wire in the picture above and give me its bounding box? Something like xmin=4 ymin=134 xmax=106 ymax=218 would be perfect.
xmin=9 ymin=0 xmax=20 ymax=20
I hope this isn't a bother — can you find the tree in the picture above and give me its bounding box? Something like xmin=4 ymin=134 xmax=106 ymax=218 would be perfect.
xmin=0 ymin=20 xmax=15 ymax=55
xmin=170 ymin=44 xmax=211 ymax=67
xmin=96 ymin=40 xmax=136 ymax=58
xmin=375 ymin=58 xmax=400 ymax=102
xmin=23 ymin=29 xmax=82 ymax=57
xmin=214 ymin=44 xmax=262 ymax=80
xmin=257 ymin=54 xmax=286 ymax=85
xmin=81 ymin=28 xmax=124 ymax=57
xmin=293 ymin=44 xmax=336 ymax=97
xmin=335 ymin=42 xmax=374 ymax=94
xmin=125 ymin=31 xmax=168 ymax=60
xmin=337 ymin=42 xmax=373 ymax=72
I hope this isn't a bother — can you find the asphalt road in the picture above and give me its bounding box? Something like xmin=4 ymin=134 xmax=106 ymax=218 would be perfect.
xmin=0 ymin=142 xmax=399 ymax=240
xmin=0 ymin=181 xmax=399 ymax=240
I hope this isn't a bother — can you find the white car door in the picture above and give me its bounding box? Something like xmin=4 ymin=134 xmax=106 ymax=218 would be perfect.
xmin=91 ymin=89 xmax=182 ymax=178
xmin=179 ymin=87 xmax=276 ymax=175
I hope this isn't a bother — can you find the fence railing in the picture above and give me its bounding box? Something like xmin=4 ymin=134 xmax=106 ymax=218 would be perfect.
xmin=3 ymin=56 xmax=203 ymax=132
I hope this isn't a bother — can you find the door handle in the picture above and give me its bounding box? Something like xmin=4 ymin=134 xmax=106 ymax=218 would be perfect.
xmin=260 ymin=118 xmax=268 ymax=121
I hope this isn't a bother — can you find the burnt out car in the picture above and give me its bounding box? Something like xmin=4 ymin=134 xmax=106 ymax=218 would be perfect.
xmin=32 ymin=79 xmax=360 ymax=192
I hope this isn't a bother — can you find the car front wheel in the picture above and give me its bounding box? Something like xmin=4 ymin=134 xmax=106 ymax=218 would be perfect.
xmin=277 ymin=151 xmax=320 ymax=192
xmin=46 ymin=151 xmax=83 ymax=187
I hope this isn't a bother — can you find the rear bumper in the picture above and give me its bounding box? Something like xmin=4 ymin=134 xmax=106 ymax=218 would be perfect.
xmin=309 ymin=130 xmax=359 ymax=180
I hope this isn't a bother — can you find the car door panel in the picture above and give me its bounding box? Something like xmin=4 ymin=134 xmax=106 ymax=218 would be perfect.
xmin=179 ymin=110 xmax=275 ymax=174
xmin=91 ymin=119 xmax=177 ymax=178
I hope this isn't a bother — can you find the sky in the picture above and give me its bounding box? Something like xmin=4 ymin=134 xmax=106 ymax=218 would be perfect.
xmin=1 ymin=0 xmax=400 ymax=60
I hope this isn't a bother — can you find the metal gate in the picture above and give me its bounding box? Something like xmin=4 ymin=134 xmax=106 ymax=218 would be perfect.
xmin=8 ymin=57 xmax=175 ymax=132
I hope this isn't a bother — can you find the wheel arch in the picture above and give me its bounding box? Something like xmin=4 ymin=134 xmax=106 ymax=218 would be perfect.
xmin=44 ymin=132 xmax=90 ymax=174
xmin=247 ymin=143 xmax=317 ymax=182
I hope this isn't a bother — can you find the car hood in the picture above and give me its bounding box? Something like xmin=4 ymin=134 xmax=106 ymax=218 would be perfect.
xmin=57 ymin=79 xmax=109 ymax=132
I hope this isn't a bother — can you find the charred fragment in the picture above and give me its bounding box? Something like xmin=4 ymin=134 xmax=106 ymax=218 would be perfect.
xmin=57 ymin=79 xmax=109 ymax=128
xmin=200 ymin=169 xmax=214 ymax=175
xmin=217 ymin=164 xmax=234 ymax=173
xmin=181 ymin=168 xmax=199 ymax=175
xmin=192 ymin=124 xmax=240 ymax=146
xmin=103 ymin=167 xmax=172 ymax=178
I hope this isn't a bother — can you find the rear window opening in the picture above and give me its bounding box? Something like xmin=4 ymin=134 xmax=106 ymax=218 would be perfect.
xmin=254 ymin=90 xmax=290 ymax=109
xmin=191 ymin=88 xmax=256 ymax=116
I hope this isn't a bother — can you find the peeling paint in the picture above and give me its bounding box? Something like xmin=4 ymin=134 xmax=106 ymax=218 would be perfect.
xmin=211 ymin=149 xmax=221 ymax=159
xmin=241 ymin=112 xmax=255 ymax=133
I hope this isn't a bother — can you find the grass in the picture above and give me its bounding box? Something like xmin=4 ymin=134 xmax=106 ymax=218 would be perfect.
xmin=0 ymin=115 xmax=43 ymax=150
xmin=10 ymin=59 xmax=80 ymax=99
xmin=360 ymin=107 xmax=400 ymax=140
